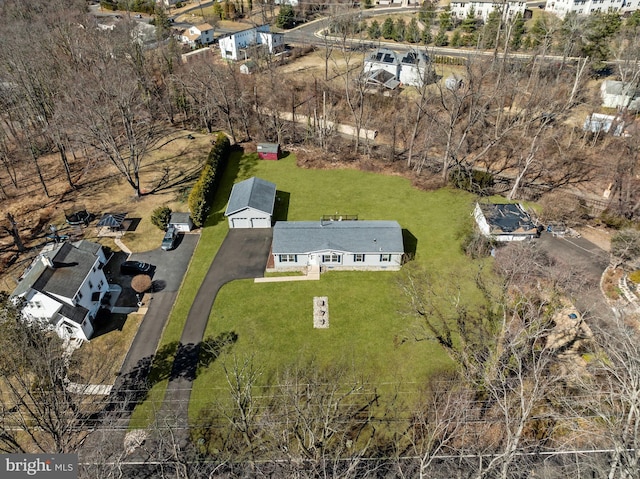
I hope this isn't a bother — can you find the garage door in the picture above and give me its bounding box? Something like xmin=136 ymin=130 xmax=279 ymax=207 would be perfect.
xmin=251 ymin=218 xmax=271 ymax=228
xmin=232 ymin=217 xmax=251 ymax=228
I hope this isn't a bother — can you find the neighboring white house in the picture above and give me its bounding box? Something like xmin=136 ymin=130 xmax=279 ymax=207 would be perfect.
xmin=473 ymin=202 xmax=539 ymax=242
xmin=601 ymin=80 xmax=640 ymax=111
xmin=545 ymin=0 xmax=629 ymax=18
xmin=157 ymin=0 xmax=180 ymax=6
xmin=180 ymin=23 xmax=215 ymax=48
xmin=225 ymin=177 xmax=276 ymax=228
xmin=270 ymin=220 xmax=405 ymax=271
xmin=274 ymin=0 xmax=299 ymax=4
xmin=218 ymin=25 xmax=284 ymax=61
xmin=11 ymin=241 xmax=110 ymax=341
xmin=377 ymin=0 xmax=420 ymax=5
xmin=363 ymin=48 xmax=433 ymax=89
xmin=583 ymin=112 xmax=626 ymax=136
xmin=449 ymin=0 xmax=527 ymax=21
xmin=169 ymin=212 xmax=194 ymax=232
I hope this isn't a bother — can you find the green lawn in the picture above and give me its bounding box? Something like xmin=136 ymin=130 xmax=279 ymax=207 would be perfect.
xmin=132 ymin=150 xmax=479 ymax=427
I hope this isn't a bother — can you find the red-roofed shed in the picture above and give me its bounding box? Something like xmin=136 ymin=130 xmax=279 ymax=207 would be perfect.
xmin=257 ymin=143 xmax=280 ymax=161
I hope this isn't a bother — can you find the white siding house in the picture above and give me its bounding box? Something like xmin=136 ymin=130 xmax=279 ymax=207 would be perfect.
xmin=545 ymin=0 xmax=626 ymax=17
xmin=473 ymin=202 xmax=539 ymax=242
xmin=450 ymin=0 xmax=527 ymax=21
xmin=225 ymin=177 xmax=276 ymax=228
xmin=180 ymin=23 xmax=215 ymax=48
xmin=364 ymin=49 xmax=433 ymax=88
xmin=270 ymin=220 xmax=404 ymax=271
xmin=218 ymin=25 xmax=284 ymax=61
xmin=12 ymin=241 xmax=110 ymax=341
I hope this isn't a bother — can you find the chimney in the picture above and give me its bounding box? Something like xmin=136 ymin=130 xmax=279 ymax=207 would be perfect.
xmin=40 ymin=255 xmax=54 ymax=269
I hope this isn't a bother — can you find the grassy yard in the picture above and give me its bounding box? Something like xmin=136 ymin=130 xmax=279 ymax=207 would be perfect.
xmin=132 ymin=149 xmax=480 ymax=427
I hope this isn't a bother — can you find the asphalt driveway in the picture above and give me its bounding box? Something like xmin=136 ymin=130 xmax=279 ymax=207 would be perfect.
xmin=160 ymin=228 xmax=273 ymax=426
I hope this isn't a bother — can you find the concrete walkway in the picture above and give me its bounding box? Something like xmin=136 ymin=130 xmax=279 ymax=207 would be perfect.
xmin=255 ymin=264 xmax=320 ymax=282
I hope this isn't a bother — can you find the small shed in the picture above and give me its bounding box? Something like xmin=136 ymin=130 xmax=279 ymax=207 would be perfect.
xmin=257 ymin=143 xmax=280 ymax=161
xmin=169 ymin=212 xmax=194 ymax=232
xmin=240 ymin=60 xmax=257 ymax=75
xmin=225 ymin=177 xmax=276 ymax=229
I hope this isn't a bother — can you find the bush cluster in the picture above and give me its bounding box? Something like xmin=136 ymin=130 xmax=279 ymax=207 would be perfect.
xmin=188 ymin=133 xmax=231 ymax=227
xmin=151 ymin=206 xmax=172 ymax=231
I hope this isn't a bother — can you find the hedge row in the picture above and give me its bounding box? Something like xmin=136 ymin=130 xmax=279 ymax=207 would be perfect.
xmin=188 ymin=133 xmax=231 ymax=227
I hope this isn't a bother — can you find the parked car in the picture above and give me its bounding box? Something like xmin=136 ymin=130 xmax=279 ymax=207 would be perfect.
xmin=161 ymin=226 xmax=178 ymax=251
xmin=120 ymin=261 xmax=152 ymax=275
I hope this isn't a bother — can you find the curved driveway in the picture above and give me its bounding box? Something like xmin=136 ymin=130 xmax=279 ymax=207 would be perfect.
xmin=160 ymin=228 xmax=273 ymax=424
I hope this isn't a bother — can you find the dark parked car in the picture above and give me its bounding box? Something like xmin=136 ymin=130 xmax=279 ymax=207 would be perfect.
xmin=161 ymin=226 xmax=178 ymax=251
xmin=120 ymin=261 xmax=152 ymax=275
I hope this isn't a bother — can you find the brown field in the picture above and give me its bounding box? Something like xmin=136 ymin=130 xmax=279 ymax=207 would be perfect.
xmin=0 ymin=129 xmax=212 ymax=292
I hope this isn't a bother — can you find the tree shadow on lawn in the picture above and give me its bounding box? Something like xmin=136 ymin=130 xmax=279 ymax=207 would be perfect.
xmin=103 ymin=332 xmax=237 ymax=417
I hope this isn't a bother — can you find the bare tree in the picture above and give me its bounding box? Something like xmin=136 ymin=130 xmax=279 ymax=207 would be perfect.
xmin=0 ymin=293 xmax=109 ymax=454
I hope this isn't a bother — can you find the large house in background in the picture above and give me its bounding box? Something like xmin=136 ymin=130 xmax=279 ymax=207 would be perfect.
xmin=545 ymin=0 xmax=637 ymax=17
xmin=218 ymin=25 xmax=284 ymax=61
xmin=11 ymin=240 xmax=110 ymax=341
xmin=270 ymin=220 xmax=404 ymax=271
xmin=449 ymin=0 xmax=527 ymax=21
xmin=180 ymin=23 xmax=215 ymax=48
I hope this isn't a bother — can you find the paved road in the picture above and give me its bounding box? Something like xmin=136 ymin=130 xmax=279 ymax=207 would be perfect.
xmin=537 ymin=231 xmax=611 ymax=319
xmin=160 ymin=228 xmax=273 ymax=430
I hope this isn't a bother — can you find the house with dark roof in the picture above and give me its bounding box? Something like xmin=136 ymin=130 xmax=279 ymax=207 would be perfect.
xmin=11 ymin=240 xmax=110 ymax=341
xmin=363 ymin=48 xmax=433 ymax=89
xmin=473 ymin=202 xmax=539 ymax=242
xmin=224 ymin=177 xmax=276 ymax=228
xmin=270 ymin=220 xmax=404 ymax=271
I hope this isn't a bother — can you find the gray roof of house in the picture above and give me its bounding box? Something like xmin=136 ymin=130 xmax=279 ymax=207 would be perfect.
xmin=225 ymin=177 xmax=276 ymax=216
xmin=479 ymin=203 xmax=536 ymax=234
xmin=12 ymin=241 xmax=101 ymax=300
xmin=272 ymin=220 xmax=404 ymax=254
xmin=57 ymin=302 xmax=89 ymax=326
xmin=170 ymin=212 xmax=192 ymax=224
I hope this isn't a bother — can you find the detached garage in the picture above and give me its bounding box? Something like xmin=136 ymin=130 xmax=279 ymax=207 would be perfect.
xmin=225 ymin=177 xmax=276 ymax=229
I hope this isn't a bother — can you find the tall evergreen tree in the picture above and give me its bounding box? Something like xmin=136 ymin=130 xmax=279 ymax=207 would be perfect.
xmin=382 ymin=17 xmax=395 ymax=39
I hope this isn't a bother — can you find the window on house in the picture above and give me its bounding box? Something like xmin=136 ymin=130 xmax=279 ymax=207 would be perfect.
xmin=322 ymin=253 xmax=341 ymax=263
xmin=380 ymin=254 xmax=392 ymax=262
xmin=354 ymin=254 xmax=365 ymax=262
xmin=77 ymin=291 xmax=83 ymax=300
xmin=98 ymin=280 xmax=104 ymax=289
xmin=33 ymin=301 xmax=43 ymax=309
xmin=279 ymin=254 xmax=297 ymax=262
xmin=88 ymin=280 xmax=93 ymax=289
